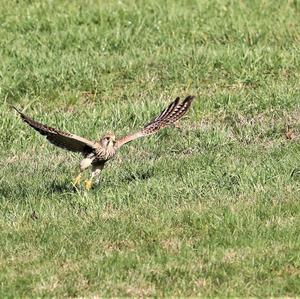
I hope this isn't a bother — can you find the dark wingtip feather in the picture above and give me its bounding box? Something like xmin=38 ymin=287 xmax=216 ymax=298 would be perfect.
xmin=173 ymin=96 xmax=180 ymax=104
xmin=179 ymin=95 xmax=195 ymax=112
xmin=12 ymin=106 xmax=30 ymax=124
xmin=12 ymin=106 xmax=28 ymax=122
xmin=12 ymin=106 xmax=22 ymax=114
xmin=183 ymin=95 xmax=195 ymax=104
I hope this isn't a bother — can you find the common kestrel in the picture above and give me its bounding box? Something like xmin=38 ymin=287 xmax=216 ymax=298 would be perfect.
xmin=13 ymin=95 xmax=195 ymax=190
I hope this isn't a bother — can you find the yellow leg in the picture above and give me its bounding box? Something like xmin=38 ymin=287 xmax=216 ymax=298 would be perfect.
xmin=84 ymin=179 xmax=93 ymax=191
xmin=73 ymin=173 xmax=82 ymax=186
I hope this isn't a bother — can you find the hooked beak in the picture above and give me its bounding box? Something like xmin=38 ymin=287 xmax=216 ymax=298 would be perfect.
xmin=109 ymin=136 xmax=116 ymax=145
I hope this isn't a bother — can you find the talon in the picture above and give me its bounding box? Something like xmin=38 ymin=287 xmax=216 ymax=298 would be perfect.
xmin=73 ymin=174 xmax=82 ymax=186
xmin=85 ymin=179 xmax=93 ymax=191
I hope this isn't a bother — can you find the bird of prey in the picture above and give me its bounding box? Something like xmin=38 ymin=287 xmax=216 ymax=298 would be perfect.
xmin=13 ymin=95 xmax=195 ymax=190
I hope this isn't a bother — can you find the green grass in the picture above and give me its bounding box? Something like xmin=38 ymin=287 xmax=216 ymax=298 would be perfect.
xmin=1 ymin=0 xmax=300 ymax=297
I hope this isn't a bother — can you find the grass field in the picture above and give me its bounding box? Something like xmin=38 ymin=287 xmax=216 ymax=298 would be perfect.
xmin=1 ymin=0 xmax=300 ymax=297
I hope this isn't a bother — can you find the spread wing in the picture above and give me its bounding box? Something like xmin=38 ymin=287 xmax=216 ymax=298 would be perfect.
xmin=13 ymin=107 xmax=97 ymax=154
xmin=116 ymin=95 xmax=195 ymax=148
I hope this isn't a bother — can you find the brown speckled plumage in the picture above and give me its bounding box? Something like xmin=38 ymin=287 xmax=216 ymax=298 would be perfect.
xmin=13 ymin=95 xmax=195 ymax=189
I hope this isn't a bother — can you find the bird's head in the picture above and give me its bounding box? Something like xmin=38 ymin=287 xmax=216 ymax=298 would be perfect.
xmin=100 ymin=133 xmax=116 ymax=148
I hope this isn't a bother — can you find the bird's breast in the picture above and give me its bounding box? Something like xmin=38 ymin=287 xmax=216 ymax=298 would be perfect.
xmin=95 ymin=146 xmax=116 ymax=161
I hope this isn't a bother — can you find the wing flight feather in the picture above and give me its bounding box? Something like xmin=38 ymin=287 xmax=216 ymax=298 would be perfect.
xmin=116 ymin=95 xmax=195 ymax=148
xmin=13 ymin=107 xmax=97 ymax=154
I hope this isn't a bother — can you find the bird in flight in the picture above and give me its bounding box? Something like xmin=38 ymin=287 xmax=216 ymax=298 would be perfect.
xmin=13 ymin=95 xmax=195 ymax=190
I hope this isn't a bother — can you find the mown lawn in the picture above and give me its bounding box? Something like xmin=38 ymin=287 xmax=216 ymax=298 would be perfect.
xmin=1 ymin=0 xmax=300 ymax=297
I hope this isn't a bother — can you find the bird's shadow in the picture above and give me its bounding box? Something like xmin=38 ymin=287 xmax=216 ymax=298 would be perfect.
xmin=49 ymin=181 xmax=78 ymax=193
xmin=48 ymin=167 xmax=155 ymax=193
xmin=121 ymin=168 xmax=155 ymax=183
